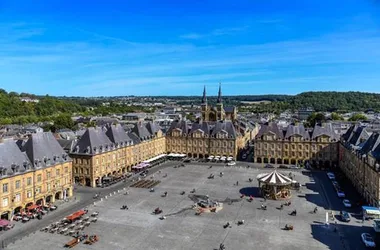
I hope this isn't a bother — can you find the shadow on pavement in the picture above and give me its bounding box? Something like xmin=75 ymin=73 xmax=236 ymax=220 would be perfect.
xmin=239 ymin=187 xmax=261 ymax=197
xmin=311 ymin=220 xmax=376 ymax=250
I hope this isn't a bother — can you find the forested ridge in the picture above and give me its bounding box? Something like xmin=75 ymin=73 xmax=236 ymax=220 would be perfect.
xmin=1 ymin=89 xmax=379 ymax=125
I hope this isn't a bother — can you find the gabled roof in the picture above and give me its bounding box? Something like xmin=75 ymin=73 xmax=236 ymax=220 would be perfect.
xmin=285 ymin=124 xmax=310 ymax=139
xmin=127 ymin=132 xmax=141 ymax=144
xmin=166 ymin=120 xmax=190 ymax=135
xmin=311 ymin=123 xmax=339 ymax=140
xmin=23 ymin=132 xmax=70 ymax=168
xmin=342 ymin=125 xmax=370 ymax=146
xmin=189 ymin=121 xmax=210 ymax=135
xmin=146 ymin=121 xmax=161 ymax=135
xmin=360 ymin=132 xmax=380 ymax=156
xmin=71 ymin=127 xmax=113 ymax=155
xmin=0 ymin=139 xmax=32 ymax=176
xmin=105 ymin=124 xmax=132 ymax=145
xmin=256 ymin=122 xmax=284 ymax=139
xmin=131 ymin=123 xmax=152 ymax=140
xmin=211 ymin=120 xmax=236 ymax=138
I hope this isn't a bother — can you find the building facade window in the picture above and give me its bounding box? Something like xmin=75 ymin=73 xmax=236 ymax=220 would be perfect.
xmin=27 ymin=190 xmax=32 ymax=198
xmin=37 ymin=174 xmax=42 ymax=182
xmin=2 ymin=198 xmax=8 ymax=207
xmin=15 ymin=180 xmax=21 ymax=189
xmin=27 ymin=177 xmax=32 ymax=186
xmin=2 ymin=183 xmax=8 ymax=193
xmin=15 ymin=193 xmax=21 ymax=202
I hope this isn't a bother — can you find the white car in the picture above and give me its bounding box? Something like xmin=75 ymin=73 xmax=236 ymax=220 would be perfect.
xmin=361 ymin=233 xmax=376 ymax=248
xmin=227 ymin=161 xmax=236 ymax=166
xmin=327 ymin=172 xmax=335 ymax=180
xmin=337 ymin=190 xmax=345 ymax=198
xmin=332 ymin=181 xmax=339 ymax=186
xmin=342 ymin=199 xmax=351 ymax=208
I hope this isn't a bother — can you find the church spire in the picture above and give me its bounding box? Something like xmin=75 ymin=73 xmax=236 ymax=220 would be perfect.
xmin=202 ymin=85 xmax=207 ymax=104
xmin=217 ymin=82 xmax=222 ymax=104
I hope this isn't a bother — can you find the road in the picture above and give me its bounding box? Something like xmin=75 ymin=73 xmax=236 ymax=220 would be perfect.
xmin=0 ymin=161 xmax=178 ymax=248
xmin=312 ymin=171 xmax=374 ymax=250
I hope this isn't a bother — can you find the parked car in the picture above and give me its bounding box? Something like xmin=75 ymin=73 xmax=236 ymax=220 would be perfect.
xmin=327 ymin=172 xmax=335 ymax=180
xmin=227 ymin=161 xmax=236 ymax=166
xmin=126 ymin=173 xmax=133 ymax=178
xmin=183 ymin=158 xmax=191 ymax=163
xmin=342 ymin=199 xmax=352 ymax=208
xmin=279 ymin=165 xmax=289 ymax=169
xmin=337 ymin=190 xmax=346 ymax=198
xmin=340 ymin=211 xmax=351 ymax=222
xmin=289 ymin=165 xmax=300 ymax=169
xmin=332 ymin=180 xmax=339 ymax=186
xmin=361 ymin=233 xmax=376 ymax=248
xmin=265 ymin=164 xmax=275 ymax=168
xmin=242 ymin=154 xmax=247 ymax=159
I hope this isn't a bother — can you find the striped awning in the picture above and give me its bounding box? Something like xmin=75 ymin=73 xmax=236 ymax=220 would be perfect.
xmin=257 ymin=170 xmax=292 ymax=186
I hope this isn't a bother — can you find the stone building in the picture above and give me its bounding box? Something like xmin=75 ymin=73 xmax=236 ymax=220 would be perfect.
xmin=70 ymin=123 xmax=166 ymax=187
xmin=0 ymin=132 xmax=73 ymax=220
xmin=254 ymin=123 xmax=339 ymax=167
xmin=201 ymin=84 xmax=237 ymax=122
xmin=339 ymin=125 xmax=380 ymax=207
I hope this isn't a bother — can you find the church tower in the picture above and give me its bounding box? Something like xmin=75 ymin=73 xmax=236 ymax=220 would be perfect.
xmin=216 ymin=83 xmax=225 ymax=120
xmin=201 ymin=85 xmax=209 ymax=121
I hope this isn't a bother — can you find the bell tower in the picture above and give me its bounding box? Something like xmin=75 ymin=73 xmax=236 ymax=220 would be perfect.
xmin=216 ymin=83 xmax=225 ymax=120
xmin=201 ymin=85 xmax=209 ymax=121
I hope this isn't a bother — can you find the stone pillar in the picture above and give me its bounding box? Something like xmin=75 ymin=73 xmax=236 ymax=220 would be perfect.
xmin=51 ymin=195 xmax=56 ymax=203
xmin=68 ymin=187 xmax=73 ymax=197
xmin=59 ymin=192 xmax=64 ymax=200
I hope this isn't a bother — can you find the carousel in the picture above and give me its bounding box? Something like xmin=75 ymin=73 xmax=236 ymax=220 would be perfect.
xmin=257 ymin=170 xmax=294 ymax=200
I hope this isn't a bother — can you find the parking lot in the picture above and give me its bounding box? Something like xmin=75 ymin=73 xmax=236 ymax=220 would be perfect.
xmin=5 ymin=162 xmax=353 ymax=250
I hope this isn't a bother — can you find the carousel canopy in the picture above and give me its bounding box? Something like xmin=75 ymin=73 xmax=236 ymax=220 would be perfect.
xmin=256 ymin=170 xmax=293 ymax=186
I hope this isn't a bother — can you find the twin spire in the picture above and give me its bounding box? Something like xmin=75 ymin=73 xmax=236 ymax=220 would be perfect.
xmin=202 ymin=83 xmax=222 ymax=104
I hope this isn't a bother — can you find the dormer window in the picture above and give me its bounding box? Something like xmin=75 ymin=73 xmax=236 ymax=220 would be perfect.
xmin=75 ymin=145 xmax=79 ymax=152
xmin=11 ymin=164 xmax=16 ymax=173
xmin=2 ymin=169 xmax=6 ymax=176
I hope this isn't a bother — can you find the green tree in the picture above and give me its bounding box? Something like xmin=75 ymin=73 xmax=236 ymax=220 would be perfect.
xmin=348 ymin=113 xmax=367 ymax=121
xmin=53 ymin=114 xmax=75 ymax=130
xmin=331 ymin=112 xmax=344 ymax=121
xmin=306 ymin=112 xmax=326 ymax=127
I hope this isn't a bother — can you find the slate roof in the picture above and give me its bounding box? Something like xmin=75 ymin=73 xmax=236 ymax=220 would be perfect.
xmin=256 ymin=122 xmax=284 ymax=139
xmin=127 ymin=132 xmax=141 ymax=144
xmin=189 ymin=121 xmax=210 ymax=135
xmin=342 ymin=125 xmax=370 ymax=146
xmin=285 ymin=124 xmax=310 ymax=139
xmin=57 ymin=139 xmax=76 ymax=153
xmin=105 ymin=124 xmax=133 ymax=145
xmin=56 ymin=129 xmax=76 ymax=140
xmin=131 ymin=123 xmax=153 ymax=140
xmin=22 ymin=132 xmax=71 ymax=168
xmin=360 ymin=132 xmax=380 ymax=156
xmin=71 ymin=127 xmax=113 ymax=155
xmin=224 ymin=106 xmax=235 ymax=113
xmin=146 ymin=121 xmax=161 ymax=135
xmin=371 ymin=143 xmax=380 ymax=161
xmin=0 ymin=139 xmax=32 ymax=177
xmin=211 ymin=120 xmax=237 ymax=138
xmin=167 ymin=120 xmax=190 ymax=135
xmin=311 ymin=123 xmax=339 ymax=141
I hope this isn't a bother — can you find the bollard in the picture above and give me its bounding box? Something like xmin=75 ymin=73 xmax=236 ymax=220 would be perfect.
xmin=105 ymin=196 xmax=108 ymax=199
xmin=114 ymin=191 xmax=116 ymax=194
xmin=100 ymin=198 xmax=103 ymax=201
xmin=123 ymin=187 xmax=126 ymax=190
xmin=93 ymin=202 xmax=96 ymax=206
xmin=118 ymin=190 xmax=120 ymax=193
xmin=110 ymin=193 xmax=112 ymax=197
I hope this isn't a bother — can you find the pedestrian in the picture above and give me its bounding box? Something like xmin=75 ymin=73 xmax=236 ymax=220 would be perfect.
xmin=74 ymin=196 xmax=77 ymax=201
xmin=236 ymin=181 xmax=239 ymax=186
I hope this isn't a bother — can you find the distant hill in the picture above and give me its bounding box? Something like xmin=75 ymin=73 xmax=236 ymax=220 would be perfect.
xmin=1 ymin=88 xmax=380 ymax=125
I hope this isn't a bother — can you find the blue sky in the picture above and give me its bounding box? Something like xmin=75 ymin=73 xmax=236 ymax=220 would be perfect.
xmin=0 ymin=0 xmax=380 ymax=96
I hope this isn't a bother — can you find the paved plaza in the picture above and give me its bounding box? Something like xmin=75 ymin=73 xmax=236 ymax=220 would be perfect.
xmin=6 ymin=164 xmax=345 ymax=250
